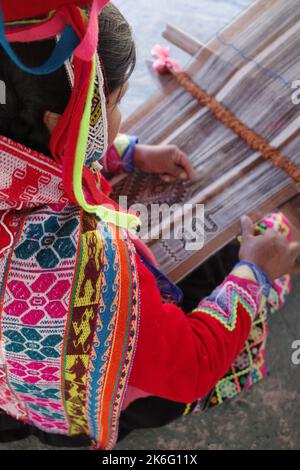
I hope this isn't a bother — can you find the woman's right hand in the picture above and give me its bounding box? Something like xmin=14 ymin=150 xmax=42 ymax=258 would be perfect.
xmin=239 ymin=216 xmax=300 ymax=280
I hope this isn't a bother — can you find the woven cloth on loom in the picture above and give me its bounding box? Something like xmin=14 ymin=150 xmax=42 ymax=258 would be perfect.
xmin=114 ymin=0 xmax=300 ymax=282
xmin=171 ymin=70 xmax=300 ymax=185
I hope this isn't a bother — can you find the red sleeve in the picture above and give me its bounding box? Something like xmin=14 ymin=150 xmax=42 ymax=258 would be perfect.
xmin=129 ymin=255 xmax=262 ymax=403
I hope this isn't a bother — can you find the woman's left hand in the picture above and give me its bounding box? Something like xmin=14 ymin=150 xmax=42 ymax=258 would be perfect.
xmin=134 ymin=144 xmax=197 ymax=182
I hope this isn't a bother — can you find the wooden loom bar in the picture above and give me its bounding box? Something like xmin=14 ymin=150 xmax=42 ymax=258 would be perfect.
xmin=163 ymin=24 xmax=205 ymax=56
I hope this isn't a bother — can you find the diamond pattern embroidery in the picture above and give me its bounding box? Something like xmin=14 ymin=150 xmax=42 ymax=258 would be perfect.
xmin=194 ymin=281 xmax=257 ymax=332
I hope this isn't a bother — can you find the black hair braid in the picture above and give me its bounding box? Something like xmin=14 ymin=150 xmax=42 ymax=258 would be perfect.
xmin=0 ymin=41 xmax=71 ymax=156
xmin=1 ymin=77 xmax=51 ymax=155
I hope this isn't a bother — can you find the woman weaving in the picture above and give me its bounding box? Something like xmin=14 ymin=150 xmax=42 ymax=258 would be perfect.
xmin=0 ymin=0 xmax=299 ymax=450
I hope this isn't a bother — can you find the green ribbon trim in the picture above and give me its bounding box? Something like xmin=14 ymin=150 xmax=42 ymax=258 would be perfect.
xmin=73 ymin=57 xmax=141 ymax=233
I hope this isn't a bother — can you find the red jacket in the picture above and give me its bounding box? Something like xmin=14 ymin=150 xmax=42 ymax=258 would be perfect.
xmin=128 ymin=254 xmax=261 ymax=404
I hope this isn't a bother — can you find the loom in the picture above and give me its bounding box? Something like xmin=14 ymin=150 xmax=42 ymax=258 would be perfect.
xmin=113 ymin=0 xmax=300 ymax=282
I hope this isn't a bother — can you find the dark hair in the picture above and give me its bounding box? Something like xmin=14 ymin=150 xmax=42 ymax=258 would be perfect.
xmin=97 ymin=3 xmax=136 ymax=97
xmin=0 ymin=2 xmax=136 ymax=155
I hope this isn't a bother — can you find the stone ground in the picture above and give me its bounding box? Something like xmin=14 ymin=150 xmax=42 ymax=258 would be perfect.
xmin=1 ymin=0 xmax=300 ymax=451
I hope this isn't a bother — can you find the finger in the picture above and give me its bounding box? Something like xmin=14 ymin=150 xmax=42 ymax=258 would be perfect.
xmin=165 ymin=163 xmax=188 ymax=180
xmin=264 ymin=228 xmax=286 ymax=244
xmin=290 ymin=241 xmax=300 ymax=260
xmin=175 ymin=150 xmax=196 ymax=179
xmin=160 ymin=174 xmax=177 ymax=183
xmin=240 ymin=216 xmax=255 ymax=239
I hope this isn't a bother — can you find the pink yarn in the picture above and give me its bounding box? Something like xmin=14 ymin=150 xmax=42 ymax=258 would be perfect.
xmin=151 ymin=44 xmax=182 ymax=74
